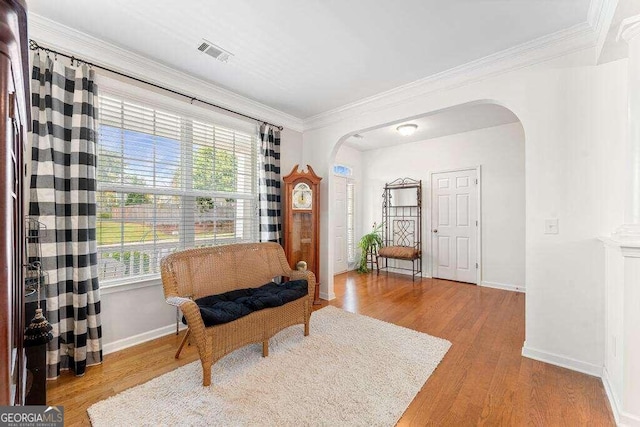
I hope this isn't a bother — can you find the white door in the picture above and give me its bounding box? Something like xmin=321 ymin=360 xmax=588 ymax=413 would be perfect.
xmin=333 ymin=176 xmax=348 ymax=274
xmin=431 ymin=169 xmax=479 ymax=284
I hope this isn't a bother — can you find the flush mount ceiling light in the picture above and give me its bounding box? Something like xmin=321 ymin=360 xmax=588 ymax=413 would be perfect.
xmin=396 ymin=124 xmax=418 ymax=136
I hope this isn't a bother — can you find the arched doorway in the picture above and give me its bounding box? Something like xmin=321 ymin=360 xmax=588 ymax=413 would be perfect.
xmin=326 ymin=100 xmax=525 ymax=298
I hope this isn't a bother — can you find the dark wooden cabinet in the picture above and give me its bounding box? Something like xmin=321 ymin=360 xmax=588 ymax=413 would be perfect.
xmin=0 ymin=0 xmax=30 ymax=407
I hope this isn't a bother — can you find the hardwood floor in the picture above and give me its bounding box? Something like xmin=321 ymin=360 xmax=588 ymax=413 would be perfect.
xmin=47 ymin=272 xmax=615 ymax=426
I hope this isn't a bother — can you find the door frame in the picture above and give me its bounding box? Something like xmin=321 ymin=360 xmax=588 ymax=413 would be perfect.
xmin=332 ymin=174 xmax=348 ymax=274
xmin=332 ymin=164 xmax=357 ymax=274
xmin=429 ymin=165 xmax=482 ymax=284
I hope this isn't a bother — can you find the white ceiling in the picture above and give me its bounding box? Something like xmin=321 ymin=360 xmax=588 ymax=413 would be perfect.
xmin=29 ymin=0 xmax=591 ymax=119
xmin=344 ymin=103 xmax=519 ymax=151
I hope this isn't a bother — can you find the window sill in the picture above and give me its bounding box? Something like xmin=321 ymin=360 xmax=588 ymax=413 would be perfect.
xmin=100 ymin=275 xmax=162 ymax=295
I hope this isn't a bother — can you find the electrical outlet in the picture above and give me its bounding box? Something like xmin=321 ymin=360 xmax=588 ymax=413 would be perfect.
xmin=544 ymin=219 xmax=559 ymax=234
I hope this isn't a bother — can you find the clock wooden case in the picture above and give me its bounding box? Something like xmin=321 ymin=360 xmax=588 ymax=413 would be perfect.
xmin=283 ymin=165 xmax=322 ymax=304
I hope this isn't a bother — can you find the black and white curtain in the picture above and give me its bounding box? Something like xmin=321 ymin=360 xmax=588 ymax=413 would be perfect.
xmin=30 ymin=53 xmax=102 ymax=378
xmin=258 ymin=124 xmax=282 ymax=243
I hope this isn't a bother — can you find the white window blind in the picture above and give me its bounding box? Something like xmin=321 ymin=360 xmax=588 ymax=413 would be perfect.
xmin=347 ymin=182 xmax=355 ymax=263
xmin=97 ymin=95 xmax=259 ymax=283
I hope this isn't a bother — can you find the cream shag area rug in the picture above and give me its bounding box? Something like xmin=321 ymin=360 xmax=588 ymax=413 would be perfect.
xmin=88 ymin=306 xmax=451 ymax=427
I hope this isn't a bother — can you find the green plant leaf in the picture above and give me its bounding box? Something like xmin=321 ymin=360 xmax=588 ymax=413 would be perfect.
xmin=356 ymin=222 xmax=384 ymax=274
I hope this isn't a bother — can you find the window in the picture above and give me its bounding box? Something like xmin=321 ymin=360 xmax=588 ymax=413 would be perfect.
xmin=96 ymin=95 xmax=258 ymax=283
xmin=347 ymin=182 xmax=355 ymax=263
xmin=333 ymin=164 xmax=352 ymax=177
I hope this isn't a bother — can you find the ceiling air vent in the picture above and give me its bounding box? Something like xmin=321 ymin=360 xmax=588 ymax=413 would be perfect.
xmin=197 ymin=39 xmax=233 ymax=63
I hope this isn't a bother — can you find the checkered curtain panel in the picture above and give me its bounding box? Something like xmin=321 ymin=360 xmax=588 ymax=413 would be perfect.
xmin=258 ymin=124 xmax=282 ymax=243
xmin=29 ymin=54 xmax=102 ymax=379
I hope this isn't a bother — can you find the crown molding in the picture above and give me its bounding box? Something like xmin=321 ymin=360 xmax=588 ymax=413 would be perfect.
xmin=29 ymin=4 xmax=613 ymax=135
xmin=590 ymin=0 xmax=620 ymax=61
xmin=303 ymin=0 xmax=615 ymax=131
xmin=617 ymin=14 xmax=640 ymax=42
xmin=302 ymin=21 xmax=598 ymax=131
xmin=588 ymin=0 xmax=617 ymax=31
xmin=28 ymin=14 xmax=305 ymax=132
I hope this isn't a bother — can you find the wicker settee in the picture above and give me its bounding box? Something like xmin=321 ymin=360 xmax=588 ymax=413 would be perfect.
xmin=160 ymin=242 xmax=316 ymax=386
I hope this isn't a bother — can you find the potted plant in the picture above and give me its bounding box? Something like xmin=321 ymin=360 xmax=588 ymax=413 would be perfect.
xmin=357 ymin=222 xmax=384 ymax=273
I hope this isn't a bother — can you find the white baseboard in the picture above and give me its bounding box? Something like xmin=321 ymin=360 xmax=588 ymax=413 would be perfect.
xmin=521 ymin=343 xmax=603 ymax=377
xmin=603 ymin=368 xmax=640 ymax=426
xmin=319 ymin=291 xmax=336 ymax=301
xmin=378 ymin=266 xmax=431 ymax=278
xmin=481 ymin=280 xmax=525 ymax=293
xmin=603 ymin=368 xmax=622 ymax=426
xmin=103 ymin=323 xmax=187 ymax=355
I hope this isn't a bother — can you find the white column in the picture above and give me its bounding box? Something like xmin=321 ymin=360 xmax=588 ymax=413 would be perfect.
xmin=600 ymin=16 xmax=640 ymax=426
xmin=602 ymin=241 xmax=640 ymax=426
xmin=616 ymin=16 xmax=640 ymax=238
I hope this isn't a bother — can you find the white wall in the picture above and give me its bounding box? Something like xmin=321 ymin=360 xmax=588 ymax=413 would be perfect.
xmin=302 ymin=56 xmax=628 ymax=374
xmin=100 ymin=283 xmax=178 ymax=354
xmin=280 ymin=128 xmax=304 ymax=177
xmin=594 ymin=62 xmax=627 ymax=237
xmin=359 ymin=122 xmax=525 ymax=289
xmin=335 ymin=144 xmax=363 ymax=186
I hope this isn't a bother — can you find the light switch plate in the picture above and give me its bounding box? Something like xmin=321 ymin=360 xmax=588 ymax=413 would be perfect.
xmin=545 ymin=219 xmax=559 ymax=234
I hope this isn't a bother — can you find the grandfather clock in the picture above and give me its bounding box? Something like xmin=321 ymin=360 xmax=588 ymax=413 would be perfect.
xmin=283 ymin=165 xmax=322 ymax=304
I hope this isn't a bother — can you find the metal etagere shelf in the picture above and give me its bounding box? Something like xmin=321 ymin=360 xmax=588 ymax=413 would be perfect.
xmin=379 ymin=178 xmax=423 ymax=280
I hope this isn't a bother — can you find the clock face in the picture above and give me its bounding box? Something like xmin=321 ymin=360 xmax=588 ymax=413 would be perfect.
xmin=292 ymin=182 xmax=313 ymax=210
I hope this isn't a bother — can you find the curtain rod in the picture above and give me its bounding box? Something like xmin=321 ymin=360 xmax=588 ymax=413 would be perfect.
xmin=28 ymin=40 xmax=284 ymax=131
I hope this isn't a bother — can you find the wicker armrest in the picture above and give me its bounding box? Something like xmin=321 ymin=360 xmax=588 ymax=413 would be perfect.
xmin=166 ymin=296 xmax=192 ymax=307
xmin=288 ymin=269 xmax=316 ymax=301
xmin=165 ymin=297 xmax=206 ymax=337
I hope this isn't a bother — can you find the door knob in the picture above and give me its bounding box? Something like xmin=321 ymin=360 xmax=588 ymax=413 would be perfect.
xmin=433 ymin=229 xmax=438 ymax=233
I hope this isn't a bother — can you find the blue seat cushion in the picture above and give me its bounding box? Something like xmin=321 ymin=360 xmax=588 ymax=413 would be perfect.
xmin=183 ymin=279 xmax=308 ymax=327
